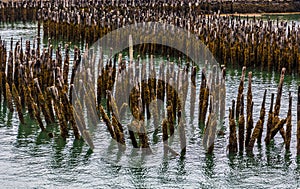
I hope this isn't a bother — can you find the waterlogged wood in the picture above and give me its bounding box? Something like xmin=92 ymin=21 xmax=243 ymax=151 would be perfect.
xmin=162 ymin=118 xmax=169 ymax=155
xmin=45 ymin=89 xmax=55 ymax=124
xmin=167 ymin=105 xmax=174 ymax=136
xmin=134 ymin=120 xmax=152 ymax=154
xmin=63 ymin=44 xmax=70 ymax=86
xmin=149 ymin=55 xmax=157 ymax=100
xmin=238 ymin=94 xmax=245 ymax=153
xmin=201 ymin=86 xmax=210 ymax=126
xmin=99 ymin=104 xmax=116 ymax=140
xmin=274 ymin=68 xmax=286 ymax=142
xmin=203 ymin=96 xmax=217 ymax=154
xmin=11 ymin=83 xmax=24 ymax=124
xmin=26 ymin=85 xmax=45 ymax=131
xmin=220 ymin=67 xmax=226 ymax=121
xmin=190 ymin=66 xmax=197 ymax=118
xmin=286 ymin=92 xmax=292 ymax=151
xmin=5 ymin=82 xmax=13 ymax=113
xmin=265 ymin=93 xmax=274 ymax=145
xmin=245 ymin=72 xmax=253 ymax=147
xmin=34 ymin=78 xmax=52 ymax=125
xmin=112 ymin=113 xmax=125 ymax=150
xmin=50 ymin=86 xmax=68 ymax=139
xmin=257 ymin=89 xmax=267 ymax=144
xmin=149 ymin=97 xmax=159 ymax=130
xmin=127 ymin=123 xmax=138 ymax=148
xmin=228 ymin=106 xmax=238 ymax=154
xmin=199 ymin=68 xmax=207 ymax=125
xmin=270 ymin=118 xmax=287 ymax=140
xmin=247 ymin=119 xmax=263 ymax=153
xmin=231 ymin=99 xmax=235 ymax=122
xmin=69 ymin=105 xmax=80 ymax=140
xmin=143 ymin=80 xmax=151 ymax=119
xmin=236 ymin=66 xmax=246 ymax=118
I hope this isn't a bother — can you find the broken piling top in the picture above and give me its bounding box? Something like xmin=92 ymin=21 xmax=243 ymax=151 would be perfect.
xmin=241 ymin=66 xmax=246 ymax=81
xmin=274 ymin=67 xmax=286 ymax=117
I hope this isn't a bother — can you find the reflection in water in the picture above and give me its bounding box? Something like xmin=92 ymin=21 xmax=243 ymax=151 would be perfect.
xmin=176 ymin=156 xmax=186 ymax=180
xmin=128 ymin=164 xmax=148 ymax=188
xmin=284 ymin=152 xmax=292 ymax=168
xmin=68 ymin=139 xmax=85 ymax=168
xmin=35 ymin=122 xmax=55 ymax=145
xmin=6 ymin=112 xmax=13 ymax=127
xmin=158 ymin=157 xmax=170 ymax=184
xmin=204 ymin=153 xmax=215 ymax=178
xmin=16 ymin=117 xmax=39 ymax=146
xmin=228 ymin=153 xmax=237 ymax=169
xmin=51 ymin=137 xmax=67 ymax=169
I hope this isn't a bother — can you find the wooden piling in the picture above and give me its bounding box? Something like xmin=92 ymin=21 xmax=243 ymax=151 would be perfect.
xmin=203 ymin=96 xmax=217 ymax=154
xmin=257 ymin=89 xmax=267 ymax=144
xmin=238 ymin=94 xmax=245 ymax=153
xmin=265 ymin=93 xmax=274 ymax=145
xmin=247 ymin=90 xmax=267 ymax=152
xmin=99 ymin=104 xmax=116 ymax=140
xmin=245 ymin=72 xmax=253 ymax=147
xmin=11 ymin=83 xmax=24 ymax=124
xmin=228 ymin=106 xmax=238 ymax=154
xmin=162 ymin=118 xmax=169 ymax=155
xmin=5 ymin=82 xmax=13 ymax=113
xmin=236 ymin=66 xmax=246 ymax=118
xmin=286 ymin=92 xmax=292 ymax=151
xmin=199 ymin=68 xmax=207 ymax=125
xmin=274 ymin=68 xmax=286 ymax=143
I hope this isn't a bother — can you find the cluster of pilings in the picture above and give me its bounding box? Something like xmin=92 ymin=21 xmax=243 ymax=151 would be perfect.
xmin=0 ymin=35 xmax=226 ymax=155
xmin=72 ymin=37 xmax=226 ymax=155
xmin=32 ymin=1 xmax=300 ymax=73
xmin=0 ymin=36 xmax=82 ymax=140
xmin=228 ymin=66 xmax=300 ymax=156
xmin=1 ymin=1 xmax=300 ymax=72
xmin=0 ymin=1 xmax=40 ymax=23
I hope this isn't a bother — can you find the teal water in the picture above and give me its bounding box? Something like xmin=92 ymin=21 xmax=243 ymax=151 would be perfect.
xmin=1 ymin=22 xmax=300 ymax=188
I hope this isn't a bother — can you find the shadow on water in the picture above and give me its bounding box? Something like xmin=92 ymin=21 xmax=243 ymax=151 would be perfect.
xmin=15 ymin=115 xmax=40 ymax=146
xmin=126 ymin=152 xmax=157 ymax=188
xmin=0 ymin=103 xmax=13 ymax=127
xmin=35 ymin=122 xmax=57 ymax=145
xmin=204 ymin=153 xmax=215 ymax=178
xmin=50 ymin=136 xmax=67 ymax=169
xmin=6 ymin=112 xmax=13 ymax=127
xmin=67 ymin=138 xmax=85 ymax=168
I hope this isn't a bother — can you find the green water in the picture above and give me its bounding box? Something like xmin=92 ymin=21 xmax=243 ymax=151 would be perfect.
xmin=1 ymin=22 xmax=300 ymax=188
